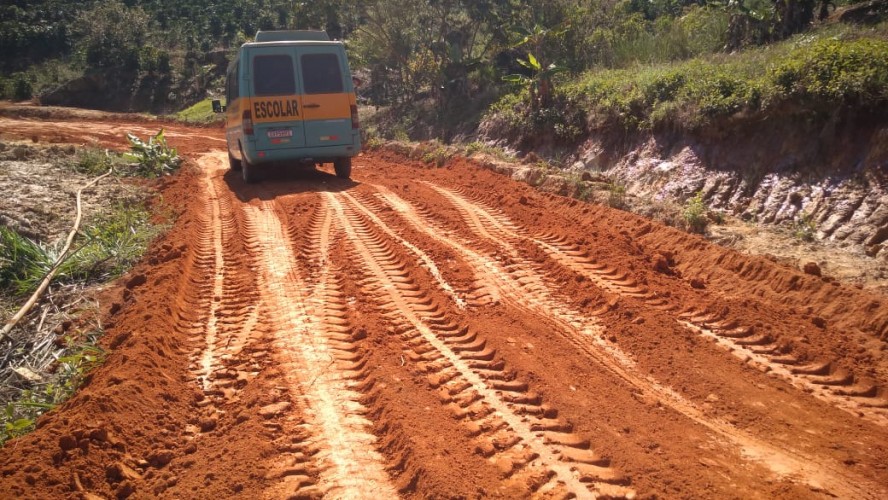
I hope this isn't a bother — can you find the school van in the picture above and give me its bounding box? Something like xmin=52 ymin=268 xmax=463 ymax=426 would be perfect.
xmin=214 ymin=30 xmax=360 ymax=182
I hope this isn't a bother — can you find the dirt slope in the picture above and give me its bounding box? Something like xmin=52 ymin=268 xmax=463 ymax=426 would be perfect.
xmin=0 ymin=114 xmax=887 ymax=499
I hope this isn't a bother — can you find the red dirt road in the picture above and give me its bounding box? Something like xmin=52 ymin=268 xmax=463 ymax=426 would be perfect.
xmin=1 ymin=115 xmax=887 ymax=499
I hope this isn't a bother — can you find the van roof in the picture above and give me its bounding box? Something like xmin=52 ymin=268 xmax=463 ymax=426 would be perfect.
xmin=255 ymin=30 xmax=330 ymax=42
xmin=241 ymin=40 xmax=344 ymax=49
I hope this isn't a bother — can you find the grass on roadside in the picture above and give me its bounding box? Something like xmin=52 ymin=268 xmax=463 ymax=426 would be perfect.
xmin=1 ymin=331 xmax=105 ymax=445
xmin=0 ymin=202 xmax=160 ymax=296
xmin=174 ymin=98 xmax=224 ymax=124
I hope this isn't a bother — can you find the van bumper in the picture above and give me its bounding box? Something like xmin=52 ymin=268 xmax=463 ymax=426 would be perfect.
xmin=242 ymin=140 xmax=361 ymax=166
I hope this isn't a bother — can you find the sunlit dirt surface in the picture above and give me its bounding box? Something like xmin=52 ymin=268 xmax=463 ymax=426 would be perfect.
xmin=1 ymin=111 xmax=887 ymax=499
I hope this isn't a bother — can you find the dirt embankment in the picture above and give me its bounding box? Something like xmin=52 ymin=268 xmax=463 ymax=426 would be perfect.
xmin=0 ymin=110 xmax=887 ymax=499
xmin=479 ymin=109 xmax=888 ymax=263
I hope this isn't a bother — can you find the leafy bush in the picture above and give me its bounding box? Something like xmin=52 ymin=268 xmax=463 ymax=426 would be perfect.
xmin=421 ymin=147 xmax=451 ymax=167
xmin=770 ymin=38 xmax=888 ymax=105
xmin=74 ymin=148 xmax=120 ymax=176
xmin=12 ymin=74 xmax=33 ymax=101
xmin=793 ymin=212 xmax=817 ymax=241
xmin=63 ymin=202 xmax=159 ymax=283
xmin=683 ymin=191 xmax=708 ymax=233
xmin=124 ymin=129 xmax=181 ymax=177
xmin=607 ymin=181 xmax=627 ymax=209
xmin=487 ymin=27 xmax=888 ymax=137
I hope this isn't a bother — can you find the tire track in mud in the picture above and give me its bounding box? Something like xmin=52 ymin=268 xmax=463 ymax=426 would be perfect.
xmin=177 ymin=158 xmax=324 ymax=498
xmin=240 ymin=197 xmax=397 ymax=499
xmin=431 ymin=184 xmax=888 ymax=425
xmin=366 ymin=183 xmax=884 ymax=499
xmin=330 ymin=192 xmax=635 ymax=499
xmin=193 ymin=169 xmax=261 ymax=395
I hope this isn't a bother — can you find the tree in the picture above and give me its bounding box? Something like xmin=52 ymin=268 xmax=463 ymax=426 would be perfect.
xmin=503 ymin=24 xmax=567 ymax=109
xmin=74 ymin=0 xmax=149 ymax=72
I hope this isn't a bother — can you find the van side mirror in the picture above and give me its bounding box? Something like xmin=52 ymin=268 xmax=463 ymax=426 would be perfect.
xmin=211 ymin=99 xmax=226 ymax=113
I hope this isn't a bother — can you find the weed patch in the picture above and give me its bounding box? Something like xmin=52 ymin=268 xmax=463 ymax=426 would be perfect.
xmin=0 ymin=203 xmax=159 ymax=296
xmin=1 ymin=332 xmax=105 ymax=445
xmin=793 ymin=212 xmax=817 ymax=241
xmin=683 ymin=191 xmax=709 ymax=233
xmin=74 ymin=148 xmax=128 ymax=176
xmin=607 ymin=181 xmax=627 ymax=209
xmin=124 ymin=129 xmax=181 ymax=177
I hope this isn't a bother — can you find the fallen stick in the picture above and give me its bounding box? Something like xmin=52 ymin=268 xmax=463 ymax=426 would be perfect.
xmin=1 ymin=170 xmax=112 ymax=340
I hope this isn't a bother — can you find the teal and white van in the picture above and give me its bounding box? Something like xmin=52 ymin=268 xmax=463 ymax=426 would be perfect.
xmin=215 ymin=30 xmax=360 ymax=182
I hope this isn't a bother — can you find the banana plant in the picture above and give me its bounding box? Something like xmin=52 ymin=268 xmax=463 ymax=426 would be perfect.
xmin=503 ymin=23 xmax=568 ymax=110
xmin=503 ymin=52 xmax=565 ymax=110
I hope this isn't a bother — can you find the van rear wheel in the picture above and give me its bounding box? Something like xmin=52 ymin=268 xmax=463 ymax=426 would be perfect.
xmin=334 ymin=157 xmax=351 ymax=179
xmin=228 ymin=150 xmax=242 ymax=172
xmin=240 ymin=147 xmax=257 ymax=184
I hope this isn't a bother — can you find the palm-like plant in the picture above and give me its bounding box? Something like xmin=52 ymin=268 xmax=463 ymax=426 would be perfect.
xmin=502 ymin=24 xmax=567 ymax=109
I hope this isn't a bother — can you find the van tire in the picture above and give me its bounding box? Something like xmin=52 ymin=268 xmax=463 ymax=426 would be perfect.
xmin=241 ymin=147 xmax=257 ymax=184
xmin=334 ymin=157 xmax=351 ymax=179
xmin=228 ymin=150 xmax=242 ymax=171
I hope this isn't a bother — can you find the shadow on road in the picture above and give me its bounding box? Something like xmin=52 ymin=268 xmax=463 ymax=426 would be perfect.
xmin=223 ymin=163 xmax=359 ymax=202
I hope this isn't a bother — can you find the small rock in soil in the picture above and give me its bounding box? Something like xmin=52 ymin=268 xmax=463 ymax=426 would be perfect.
xmin=199 ymin=417 xmax=217 ymax=432
xmin=89 ymin=428 xmax=108 ymax=443
xmin=148 ymin=449 xmax=175 ymax=468
xmin=811 ymin=317 xmax=827 ymax=329
xmin=115 ymin=480 xmax=135 ymax=499
xmin=58 ymin=435 xmax=77 ymax=451
xmin=803 ymin=262 xmax=821 ymax=276
xmin=690 ymin=278 xmax=706 ymax=289
xmin=259 ymin=402 xmax=292 ymax=419
xmin=652 ymin=253 xmax=671 ymax=273
xmin=125 ymin=274 xmax=147 ymax=290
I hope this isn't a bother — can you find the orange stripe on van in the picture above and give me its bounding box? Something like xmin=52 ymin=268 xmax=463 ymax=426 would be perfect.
xmin=301 ymin=92 xmax=356 ymax=121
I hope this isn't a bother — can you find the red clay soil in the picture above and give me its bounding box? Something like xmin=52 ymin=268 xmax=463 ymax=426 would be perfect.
xmin=0 ymin=113 xmax=887 ymax=499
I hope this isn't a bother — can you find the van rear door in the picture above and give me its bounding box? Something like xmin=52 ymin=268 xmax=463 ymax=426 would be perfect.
xmin=298 ymin=48 xmax=354 ymax=148
xmin=249 ymin=49 xmax=306 ymax=150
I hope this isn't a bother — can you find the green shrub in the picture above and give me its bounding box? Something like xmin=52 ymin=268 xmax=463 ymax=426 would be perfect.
xmin=683 ymin=191 xmax=708 ymax=233
xmin=770 ymin=38 xmax=888 ymax=105
xmin=124 ymin=129 xmax=181 ymax=177
xmin=487 ymin=28 xmax=888 ymax=136
xmin=74 ymin=148 xmax=119 ymax=175
xmin=793 ymin=212 xmax=817 ymax=241
xmin=174 ymin=99 xmax=223 ymax=124
xmin=12 ymin=74 xmax=33 ymax=101
xmin=64 ymin=202 xmax=159 ymax=283
xmin=421 ymin=144 xmax=452 ymax=167
xmin=607 ymin=181 xmax=627 ymax=209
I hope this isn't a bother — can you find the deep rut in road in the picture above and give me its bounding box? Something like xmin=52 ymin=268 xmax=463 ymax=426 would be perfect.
xmin=353 ymin=182 xmax=885 ymax=498
xmin=429 ymin=184 xmax=888 ymax=424
xmin=2 ymin=115 xmax=888 ymax=500
xmin=330 ymin=191 xmax=634 ymax=498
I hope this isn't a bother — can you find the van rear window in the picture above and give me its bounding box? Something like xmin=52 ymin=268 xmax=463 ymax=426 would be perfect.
xmin=301 ymin=53 xmax=343 ymax=94
xmin=253 ymin=55 xmax=296 ymax=96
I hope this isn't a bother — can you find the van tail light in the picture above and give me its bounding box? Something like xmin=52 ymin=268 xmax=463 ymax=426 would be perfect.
xmin=350 ymin=105 xmax=360 ymax=129
xmin=243 ymin=110 xmax=254 ymax=136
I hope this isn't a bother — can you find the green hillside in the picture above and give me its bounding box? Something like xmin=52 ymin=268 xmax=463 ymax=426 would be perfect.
xmin=1 ymin=0 xmax=886 ymax=130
